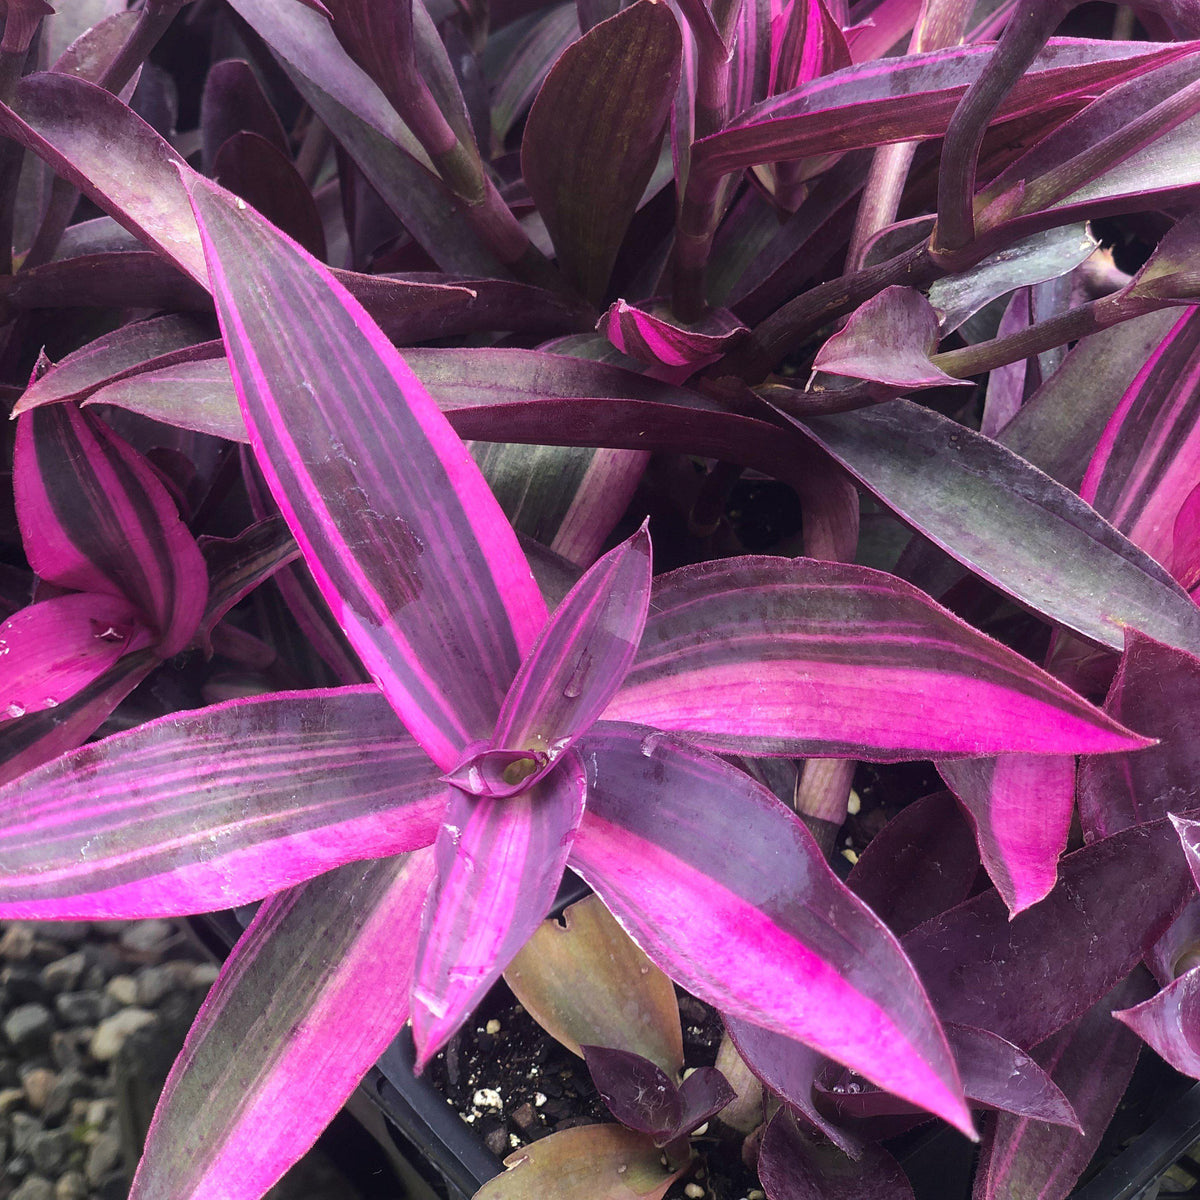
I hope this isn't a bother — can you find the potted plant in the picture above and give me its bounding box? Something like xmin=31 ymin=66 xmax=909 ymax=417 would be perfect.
xmin=2 ymin=0 xmax=1200 ymax=1197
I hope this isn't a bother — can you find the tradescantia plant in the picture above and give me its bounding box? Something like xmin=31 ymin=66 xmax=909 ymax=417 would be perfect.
xmin=3 ymin=0 xmax=1200 ymax=1197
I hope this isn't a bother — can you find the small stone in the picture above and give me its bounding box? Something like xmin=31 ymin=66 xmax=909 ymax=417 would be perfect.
xmin=188 ymin=962 xmax=220 ymax=989
xmin=0 ymin=1085 xmax=25 ymax=1113
xmin=85 ymin=1129 xmax=122 ymax=1185
xmin=484 ymin=1127 xmax=509 ymax=1157
xmin=26 ymin=922 xmax=91 ymax=945
xmin=12 ymin=1177 xmax=54 ymax=1200
xmin=55 ymin=1171 xmax=87 ymax=1200
xmin=86 ymin=1098 xmax=114 ymax=1128
xmin=0 ymin=925 xmax=36 ymax=960
xmin=511 ymin=1101 xmax=537 ymax=1131
xmin=43 ymin=1068 xmax=91 ymax=1122
xmin=89 ymin=1008 xmax=156 ymax=1062
xmin=49 ymin=1031 xmax=89 ymax=1071
xmin=684 ymin=1184 xmax=706 ymax=1199
xmin=472 ymin=1088 xmax=502 ymax=1111
xmin=3 ymin=965 xmax=49 ymax=1005
xmin=54 ymin=992 xmax=102 ymax=1026
xmin=117 ymin=920 xmax=175 ymax=958
xmin=20 ymin=1067 xmax=57 ymax=1112
xmin=485 ymin=1019 xmax=501 ymax=1035
xmin=134 ymin=963 xmax=183 ymax=1007
xmin=11 ymin=1110 xmax=43 ymax=1155
xmin=3 ymin=1004 xmax=53 ymax=1054
xmin=30 ymin=1128 xmax=73 ymax=1175
xmin=534 ymin=1092 xmax=546 ymax=1107
xmin=103 ymin=976 xmax=137 ymax=1007
xmin=40 ymin=953 xmax=86 ymax=994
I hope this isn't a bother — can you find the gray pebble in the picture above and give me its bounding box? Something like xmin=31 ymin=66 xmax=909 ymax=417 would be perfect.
xmin=3 ymin=1004 xmax=53 ymax=1054
xmin=30 ymin=1128 xmax=73 ymax=1175
xmin=40 ymin=953 xmax=86 ymax=994
xmin=24 ymin=923 xmax=91 ymax=944
xmin=135 ymin=963 xmax=184 ymax=1007
xmin=43 ymin=1068 xmax=91 ymax=1123
xmin=20 ymin=1066 xmax=57 ymax=1112
xmin=0 ymin=924 xmax=35 ymax=960
xmin=54 ymin=991 xmax=101 ymax=1026
xmin=90 ymin=1008 xmax=156 ymax=1062
xmin=118 ymin=920 xmax=175 ymax=957
xmin=104 ymin=976 xmax=137 ymax=1007
xmin=49 ymin=1030 xmax=89 ymax=1071
xmin=85 ymin=1128 xmax=123 ymax=1185
xmin=11 ymin=1110 xmax=42 ymax=1155
xmin=55 ymin=1172 xmax=87 ymax=1200
xmin=12 ymin=1176 xmax=55 ymax=1200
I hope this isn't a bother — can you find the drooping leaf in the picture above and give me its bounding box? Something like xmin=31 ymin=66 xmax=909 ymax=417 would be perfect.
xmin=791 ymin=400 xmax=1200 ymax=656
xmin=0 ymin=687 xmax=444 ymax=919
xmin=570 ymin=726 xmax=974 ymax=1135
xmin=937 ymin=754 xmax=1075 ymax=914
xmin=505 ymin=893 xmax=684 ymax=1074
xmin=903 ymin=821 xmax=1194 ymax=1049
xmin=185 ymin=171 xmax=546 ymax=770
xmin=1078 ymin=633 xmax=1200 ymax=841
xmin=412 ymin=753 xmax=586 ymax=1065
xmin=604 ymin=557 xmax=1150 ymax=759
xmin=521 ymin=0 xmax=682 ymax=303
xmin=597 ymin=300 xmax=748 ymax=383
xmin=973 ymin=972 xmax=1152 ymax=1200
xmin=14 ymin=405 xmax=207 ymax=658
xmin=130 ymin=851 xmax=435 ymax=1200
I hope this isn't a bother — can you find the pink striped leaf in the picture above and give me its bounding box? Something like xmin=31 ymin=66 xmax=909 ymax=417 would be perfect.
xmin=0 ymin=687 xmax=444 ymax=920
xmin=769 ymin=0 xmax=850 ymax=95
xmin=412 ymin=752 xmax=586 ymax=1066
xmin=811 ymin=286 xmax=969 ymax=389
xmin=792 ymin=400 xmax=1200 ymax=656
xmin=521 ymin=0 xmax=682 ymax=304
xmin=14 ymin=406 xmax=207 ymax=658
xmin=692 ymin=39 xmax=1200 ymax=180
xmin=569 ymin=725 xmax=974 ymax=1136
xmin=1078 ymin=633 xmax=1200 ymax=841
xmin=973 ymin=972 xmax=1151 ymax=1200
xmin=184 ymin=172 xmax=546 ymax=770
xmin=1113 ymin=967 xmax=1200 ymax=1077
xmin=937 ymin=754 xmax=1076 ymax=915
xmin=1079 ymin=307 xmax=1200 ymax=576
xmin=603 ymin=557 xmax=1149 ymax=760
xmin=129 ymin=850 xmax=435 ymax=1200
xmin=447 ymin=528 xmax=651 ymax=798
xmin=903 ymin=821 xmax=1194 ymax=1049
xmin=0 ymin=592 xmax=153 ymax=723
xmin=597 ymin=300 xmax=748 ymax=384
xmin=1175 ymin=481 xmax=1200 ymax=595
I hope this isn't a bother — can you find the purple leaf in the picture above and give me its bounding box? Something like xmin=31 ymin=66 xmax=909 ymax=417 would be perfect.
xmin=521 ymin=0 xmax=682 ymax=303
xmin=903 ymin=821 xmax=1194 ymax=1049
xmin=792 ymin=400 xmax=1200 ymax=656
xmin=676 ymin=1066 xmax=736 ymax=1136
xmin=1173 ymin=813 xmax=1200 ymax=892
xmin=1114 ymin=967 xmax=1200 ymax=1078
xmin=412 ymin=753 xmax=586 ymax=1066
xmin=846 ymin=791 xmax=980 ymax=937
xmin=812 ymin=286 xmax=968 ymax=389
xmin=692 ymin=38 xmax=1200 ymax=180
xmin=1078 ymin=633 xmax=1200 ymax=841
xmin=582 ymin=1046 xmax=683 ymax=1137
xmin=981 ymin=288 xmax=1032 ymax=437
xmin=1175 ymin=480 xmax=1200 ymax=596
xmin=937 ymin=754 xmax=1075 ymax=915
xmin=1079 ymin=306 xmax=1200 ymax=576
xmin=201 ymin=58 xmax=290 ymax=174
xmin=130 ymin=851 xmax=434 ymax=1200
xmin=597 ymin=300 xmax=748 ymax=384
xmin=491 ymin=3 xmax=580 ymax=142
xmin=14 ymin=406 xmax=207 ymax=658
xmin=184 ymin=172 xmax=547 ymax=770
xmin=0 ymin=687 xmax=444 ymax=919
xmin=570 ymin=726 xmax=974 ymax=1136
xmin=973 ymin=972 xmax=1152 ymax=1200
xmin=0 ymin=252 xmax=212 ymax=313
xmin=770 ymin=0 xmax=851 ymax=95
xmin=1146 ymin=897 xmax=1200 ymax=988
xmin=604 ymin=556 xmax=1150 ymax=759
xmin=758 ymin=1108 xmax=914 ymax=1200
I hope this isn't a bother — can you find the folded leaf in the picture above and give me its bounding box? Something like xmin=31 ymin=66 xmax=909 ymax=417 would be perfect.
xmin=597 ymin=300 xmax=748 ymax=383
xmin=1078 ymin=633 xmax=1200 ymax=841
xmin=570 ymin=726 xmax=974 ymax=1136
xmin=0 ymin=592 xmax=153 ymax=722
xmin=937 ymin=754 xmax=1075 ymax=915
xmin=605 ymin=557 xmax=1149 ymax=759
xmin=0 ymin=687 xmax=443 ymax=919
xmin=14 ymin=405 xmax=207 ymax=658
xmin=412 ymin=753 xmax=586 ymax=1066
xmin=1113 ymin=967 xmax=1200 ymax=1077
xmin=522 ymin=0 xmax=682 ymax=303
xmin=197 ymin=517 xmax=301 ymax=643
xmin=185 ymin=172 xmax=547 ymax=770
xmin=792 ymin=400 xmax=1200 ymax=656
xmin=130 ymin=850 xmax=435 ymax=1200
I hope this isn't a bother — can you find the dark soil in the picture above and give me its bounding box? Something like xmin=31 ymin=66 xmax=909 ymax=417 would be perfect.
xmin=426 ymin=984 xmax=761 ymax=1200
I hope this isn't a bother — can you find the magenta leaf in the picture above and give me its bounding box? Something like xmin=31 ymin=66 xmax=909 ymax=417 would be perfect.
xmin=937 ymin=754 xmax=1075 ymax=915
xmin=758 ymin=1108 xmax=914 ymax=1200
xmin=521 ymin=0 xmax=682 ymax=303
xmin=1114 ymin=968 xmax=1200 ymax=1078
xmin=811 ymin=287 xmax=969 ymax=389
xmin=845 ymin=791 xmax=980 ymax=936
xmin=14 ymin=405 xmax=208 ymax=658
xmin=597 ymin=300 xmax=748 ymax=384
xmin=903 ymin=820 xmax=1194 ymax=1049
xmin=570 ymin=726 xmax=974 ymax=1135
xmin=792 ymin=400 xmax=1200 ymax=656
xmin=1079 ymin=633 xmax=1200 ymax=841
xmin=0 ymin=593 xmax=153 ymax=723
xmin=1175 ymin=481 xmax=1200 ymax=595
xmin=412 ymin=752 xmax=586 ymax=1066
xmin=582 ymin=1046 xmax=683 ymax=1137
xmin=604 ymin=557 xmax=1149 ymax=759
xmin=130 ymin=851 xmax=435 ymax=1200
xmin=184 ymin=172 xmax=547 ymax=770
xmin=974 ymin=972 xmax=1152 ymax=1200
xmin=0 ymin=687 xmax=444 ymax=919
